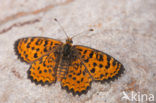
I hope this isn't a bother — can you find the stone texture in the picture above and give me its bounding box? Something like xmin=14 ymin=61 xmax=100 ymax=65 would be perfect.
xmin=0 ymin=0 xmax=156 ymax=103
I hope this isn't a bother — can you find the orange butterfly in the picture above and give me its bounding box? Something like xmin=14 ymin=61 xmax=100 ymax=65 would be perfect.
xmin=14 ymin=19 xmax=125 ymax=96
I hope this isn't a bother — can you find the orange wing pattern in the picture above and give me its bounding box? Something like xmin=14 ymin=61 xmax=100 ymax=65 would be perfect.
xmin=14 ymin=37 xmax=62 ymax=63
xmin=28 ymin=52 xmax=59 ymax=85
xmin=74 ymin=45 xmax=124 ymax=83
xmin=61 ymin=59 xmax=92 ymax=96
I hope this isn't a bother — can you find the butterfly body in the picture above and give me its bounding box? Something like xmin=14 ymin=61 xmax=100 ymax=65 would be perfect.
xmin=14 ymin=37 xmax=124 ymax=96
xmin=55 ymin=38 xmax=79 ymax=81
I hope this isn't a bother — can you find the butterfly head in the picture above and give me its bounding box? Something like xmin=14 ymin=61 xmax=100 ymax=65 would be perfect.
xmin=66 ymin=38 xmax=73 ymax=45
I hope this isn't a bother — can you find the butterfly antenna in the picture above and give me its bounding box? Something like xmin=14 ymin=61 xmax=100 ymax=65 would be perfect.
xmin=71 ymin=28 xmax=94 ymax=39
xmin=54 ymin=18 xmax=69 ymax=38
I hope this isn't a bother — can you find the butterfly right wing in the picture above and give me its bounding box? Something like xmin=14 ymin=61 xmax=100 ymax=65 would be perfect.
xmin=14 ymin=37 xmax=62 ymax=63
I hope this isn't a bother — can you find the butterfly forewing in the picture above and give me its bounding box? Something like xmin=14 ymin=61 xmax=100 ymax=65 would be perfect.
xmin=14 ymin=37 xmax=62 ymax=63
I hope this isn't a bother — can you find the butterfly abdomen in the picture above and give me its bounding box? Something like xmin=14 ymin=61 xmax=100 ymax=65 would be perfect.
xmin=57 ymin=65 xmax=68 ymax=81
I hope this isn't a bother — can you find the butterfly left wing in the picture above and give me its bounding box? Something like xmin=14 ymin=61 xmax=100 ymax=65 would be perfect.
xmin=74 ymin=45 xmax=125 ymax=83
xmin=14 ymin=37 xmax=62 ymax=63
xmin=61 ymin=59 xmax=92 ymax=96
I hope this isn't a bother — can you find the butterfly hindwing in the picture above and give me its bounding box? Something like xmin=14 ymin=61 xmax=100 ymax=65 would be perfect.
xmin=28 ymin=52 xmax=59 ymax=85
xmin=14 ymin=37 xmax=62 ymax=63
xmin=74 ymin=45 xmax=125 ymax=83
xmin=61 ymin=59 xmax=92 ymax=96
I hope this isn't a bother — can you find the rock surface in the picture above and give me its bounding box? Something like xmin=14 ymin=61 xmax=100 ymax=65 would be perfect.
xmin=0 ymin=0 xmax=155 ymax=103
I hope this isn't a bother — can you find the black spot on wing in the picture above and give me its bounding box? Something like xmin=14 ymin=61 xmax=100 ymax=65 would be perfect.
xmin=34 ymin=53 xmax=38 ymax=58
xmin=90 ymin=68 xmax=95 ymax=73
xmin=83 ymin=50 xmax=87 ymax=54
xmin=99 ymin=64 xmax=103 ymax=68
xmin=44 ymin=48 xmax=48 ymax=52
xmin=93 ymin=62 xmax=97 ymax=67
xmin=44 ymin=40 xmax=48 ymax=46
xmin=89 ymin=51 xmax=94 ymax=58
xmin=99 ymin=54 xmax=103 ymax=61
xmin=27 ymin=43 xmax=31 ymax=48
xmin=84 ymin=59 xmax=89 ymax=63
xmin=105 ymin=56 xmax=111 ymax=69
xmin=36 ymin=48 xmax=40 ymax=51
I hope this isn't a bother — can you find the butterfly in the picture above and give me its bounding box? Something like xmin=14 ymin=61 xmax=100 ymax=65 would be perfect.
xmin=14 ymin=19 xmax=125 ymax=96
